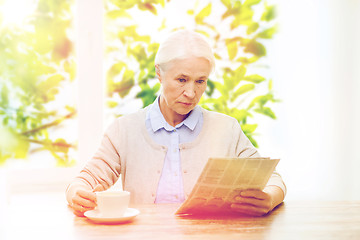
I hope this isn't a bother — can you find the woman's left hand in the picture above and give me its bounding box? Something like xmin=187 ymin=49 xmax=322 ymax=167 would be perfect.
xmin=230 ymin=189 xmax=274 ymax=216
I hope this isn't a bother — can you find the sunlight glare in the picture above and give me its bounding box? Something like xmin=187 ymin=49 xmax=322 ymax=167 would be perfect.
xmin=0 ymin=0 xmax=37 ymax=27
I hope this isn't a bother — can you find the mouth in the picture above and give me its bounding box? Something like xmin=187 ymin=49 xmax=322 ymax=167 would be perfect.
xmin=179 ymin=102 xmax=193 ymax=106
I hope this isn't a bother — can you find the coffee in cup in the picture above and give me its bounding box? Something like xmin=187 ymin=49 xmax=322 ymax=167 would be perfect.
xmin=96 ymin=191 xmax=130 ymax=217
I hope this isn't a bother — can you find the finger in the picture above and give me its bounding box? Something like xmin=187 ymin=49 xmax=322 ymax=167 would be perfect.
xmin=93 ymin=184 xmax=105 ymax=192
xmin=233 ymin=196 xmax=272 ymax=210
xmin=73 ymin=210 xmax=85 ymax=217
xmin=71 ymin=195 xmax=96 ymax=210
xmin=73 ymin=194 xmax=97 ymax=209
xmin=72 ymin=203 xmax=94 ymax=213
xmin=77 ymin=189 xmax=97 ymax=202
xmin=240 ymin=190 xmax=268 ymax=200
xmin=231 ymin=203 xmax=269 ymax=216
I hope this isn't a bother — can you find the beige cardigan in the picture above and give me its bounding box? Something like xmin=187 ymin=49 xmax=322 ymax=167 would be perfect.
xmin=68 ymin=107 xmax=286 ymax=203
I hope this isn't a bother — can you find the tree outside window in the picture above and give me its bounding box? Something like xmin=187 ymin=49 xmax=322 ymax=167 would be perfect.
xmin=0 ymin=0 xmax=76 ymax=167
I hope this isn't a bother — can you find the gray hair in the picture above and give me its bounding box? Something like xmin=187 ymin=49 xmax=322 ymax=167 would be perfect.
xmin=154 ymin=29 xmax=215 ymax=73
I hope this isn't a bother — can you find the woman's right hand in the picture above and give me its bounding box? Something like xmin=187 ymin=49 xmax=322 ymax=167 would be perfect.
xmin=70 ymin=184 xmax=104 ymax=217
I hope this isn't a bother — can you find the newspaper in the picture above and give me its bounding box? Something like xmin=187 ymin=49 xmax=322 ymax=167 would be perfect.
xmin=176 ymin=157 xmax=279 ymax=215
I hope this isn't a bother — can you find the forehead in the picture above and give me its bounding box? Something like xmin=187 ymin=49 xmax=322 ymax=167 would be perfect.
xmin=164 ymin=57 xmax=211 ymax=78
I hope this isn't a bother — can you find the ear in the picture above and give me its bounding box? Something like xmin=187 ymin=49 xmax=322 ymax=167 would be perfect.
xmin=155 ymin=64 xmax=162 ymax=83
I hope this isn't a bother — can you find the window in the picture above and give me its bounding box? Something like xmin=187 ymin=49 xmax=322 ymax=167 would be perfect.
xmin=0 ymin=0 xmax=105 ymax=194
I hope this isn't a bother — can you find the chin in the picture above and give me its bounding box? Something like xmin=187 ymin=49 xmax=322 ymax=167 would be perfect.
xmin=175 ymin=108 xmax=192 ymax=116
xmin=173 ymin=103 xmax=196 ymax=116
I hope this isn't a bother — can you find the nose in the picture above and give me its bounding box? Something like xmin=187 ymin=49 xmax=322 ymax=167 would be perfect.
xmin=183 ymin=82 xmax=196 ymax=99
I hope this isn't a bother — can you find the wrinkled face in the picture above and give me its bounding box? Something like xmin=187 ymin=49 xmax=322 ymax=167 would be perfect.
xmin=156 ymin=57 xmax=211 ymax=126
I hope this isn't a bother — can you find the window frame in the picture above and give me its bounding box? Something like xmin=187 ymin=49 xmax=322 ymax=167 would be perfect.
xmin=3 ymin=0 xmax=105 ymax=195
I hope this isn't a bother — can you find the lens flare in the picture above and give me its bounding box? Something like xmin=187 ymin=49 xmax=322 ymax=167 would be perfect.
xmin=0 ymin=0 xmax=37 ymax=27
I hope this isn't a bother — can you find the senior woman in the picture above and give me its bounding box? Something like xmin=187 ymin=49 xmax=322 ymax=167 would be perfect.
xmin=66 ymin=30 xmax=286 ymax=217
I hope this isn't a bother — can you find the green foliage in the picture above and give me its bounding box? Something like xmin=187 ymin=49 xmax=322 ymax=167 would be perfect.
xmin=195 ymin=3 xmax=212 ymax=24
xmin=105 ymin=0 xmax=279 ymax=147
xmin=0 ymin=0 xmax=76 ymax=166
xmin=105 ymin=2 xmax=162 ymax=114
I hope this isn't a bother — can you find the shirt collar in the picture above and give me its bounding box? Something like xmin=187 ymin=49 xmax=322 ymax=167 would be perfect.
xmin=182 ymin=105 xmax=201 ymax=131
xmin=147 ymin=96 xmax=201 ymax=133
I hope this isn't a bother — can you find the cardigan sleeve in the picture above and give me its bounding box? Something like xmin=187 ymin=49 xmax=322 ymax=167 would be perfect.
xmin=72 ymin=120 xmax=122 ymax=190
xmin=233 ymin=119 xmax=260 ymax=158
xmin=233 ymin=119 xmax=287 ymax=196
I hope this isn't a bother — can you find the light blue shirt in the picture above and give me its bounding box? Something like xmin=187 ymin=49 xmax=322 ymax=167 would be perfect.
xmin=145 ymin=96 xmax=203 ymax=203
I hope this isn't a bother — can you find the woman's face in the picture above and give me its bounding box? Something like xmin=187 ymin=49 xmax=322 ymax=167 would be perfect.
xmin=156 ymin=57 xmax=211 ymax=126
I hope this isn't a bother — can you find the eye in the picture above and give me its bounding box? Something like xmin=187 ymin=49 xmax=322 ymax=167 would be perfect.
xmin=178 ymin=78 xmax=186 ymax=83
xmin=196 ymin=79 xmax=206 ymax=84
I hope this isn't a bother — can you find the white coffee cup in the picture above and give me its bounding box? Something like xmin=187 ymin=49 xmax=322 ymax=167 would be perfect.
xmin=96 ymin=191 xmax=130 ymax=217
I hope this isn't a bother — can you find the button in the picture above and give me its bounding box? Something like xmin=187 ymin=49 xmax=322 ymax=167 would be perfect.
xmin=183 ymin=170 xmax=188 ymax=174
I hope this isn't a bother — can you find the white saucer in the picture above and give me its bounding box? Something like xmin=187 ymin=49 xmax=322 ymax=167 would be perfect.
xmin=84 ymin=208 xmax=140 ymax=224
